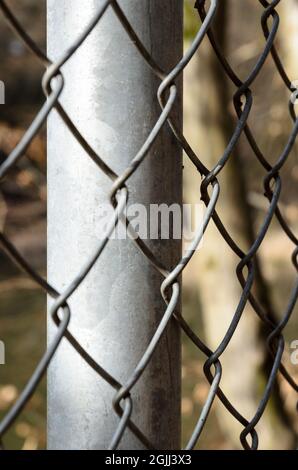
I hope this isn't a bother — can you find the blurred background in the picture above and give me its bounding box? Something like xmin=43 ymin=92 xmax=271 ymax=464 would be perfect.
xmin=0 ymin=0 xmax=297 ymax=450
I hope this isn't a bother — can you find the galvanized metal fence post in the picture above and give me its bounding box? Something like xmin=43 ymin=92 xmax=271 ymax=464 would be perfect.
xmin=47 ymin=0 xmax=183 ymax=450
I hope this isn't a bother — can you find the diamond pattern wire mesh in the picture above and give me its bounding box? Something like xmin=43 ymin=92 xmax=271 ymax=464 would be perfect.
xmin=0 ymin=0 xmax=297 ymax=450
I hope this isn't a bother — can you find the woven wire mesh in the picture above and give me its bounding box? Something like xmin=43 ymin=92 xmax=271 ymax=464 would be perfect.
xmin=0 ymin=0 xmax=297 ymax=450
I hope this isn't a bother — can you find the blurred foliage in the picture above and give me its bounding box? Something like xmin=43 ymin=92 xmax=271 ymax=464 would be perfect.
xmin=184 ymin=1 xmax=198 ymax=42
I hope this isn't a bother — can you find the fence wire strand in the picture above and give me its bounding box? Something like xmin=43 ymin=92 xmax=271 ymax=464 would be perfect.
xmin=0 ymin=0 xmax=297 ymax=450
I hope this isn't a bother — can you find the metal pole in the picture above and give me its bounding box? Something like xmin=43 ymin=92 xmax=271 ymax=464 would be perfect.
xmin=47 ymin=0 xmax=182 ymax=450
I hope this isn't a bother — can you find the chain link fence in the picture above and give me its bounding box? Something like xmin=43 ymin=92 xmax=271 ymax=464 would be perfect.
xmin=0 ymin=0 xmax=297 ymax=450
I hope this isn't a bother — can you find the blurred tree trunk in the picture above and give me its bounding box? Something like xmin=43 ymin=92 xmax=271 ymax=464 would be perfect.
xmin=184 ymin=1 xmax=294 ymax=449
xmin=280 ymin=0 xmax=298 ymax=80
